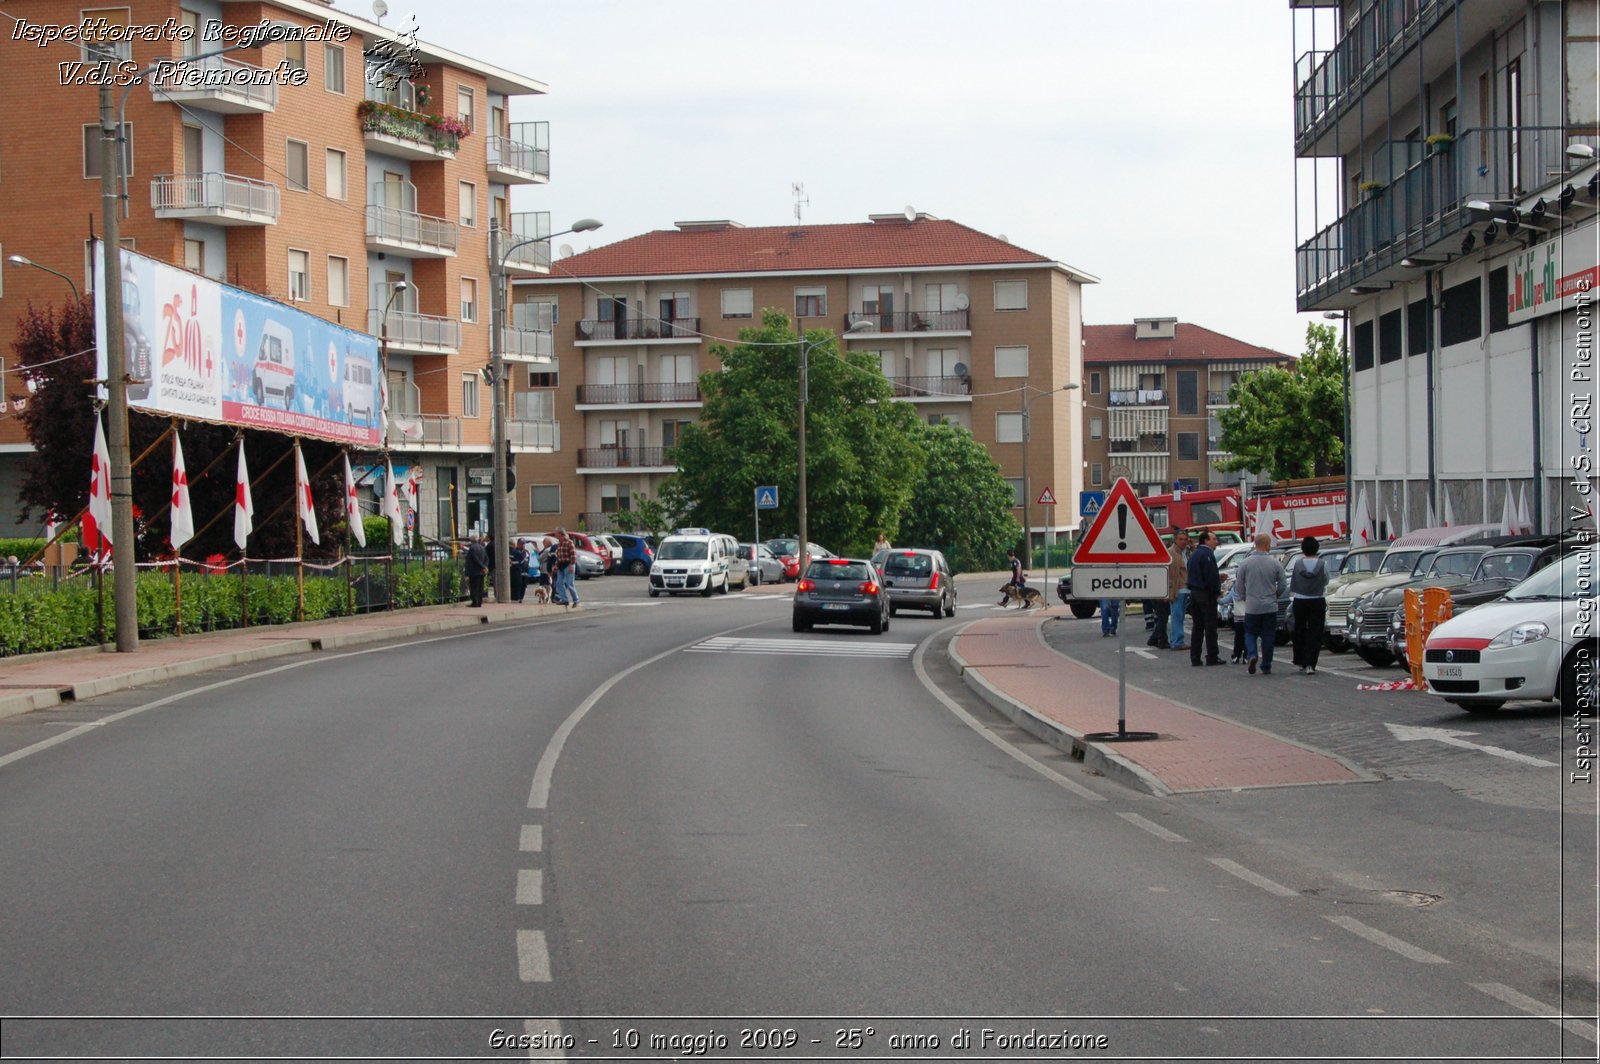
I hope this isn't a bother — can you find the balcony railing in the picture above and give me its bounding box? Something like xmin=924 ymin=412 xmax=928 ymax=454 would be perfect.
xmin=576 ymin=317 xmax=700 ymax=342
xmin=387 ymin=413 xmax=461 ymax=448
xmin=500 ymin=212 xmax=551 ymax=274
xmin=366 ymin=204 xmax=459 ymax=256
xmin=1108 ymin=436 xmax=1167 ymax=455
xmin=147 ymin=53 xmax=278 ymax=111
xmin=358 ymin=102 xmax=461 ymax=157
xmin=1108 ymin=389 xmax=1166 ymax=406
xmin=369 ymin=308 xmax=461 ymax=354
xmin=507 ymin=419 xmax=560 ymax=450
xmin=843 ymin=309 xmax=970 ymax=333
xmin=487 ymin=121 xmax=550 ymax=182
xmin=1207 ymin=390 xmax=1233 ymax=406
xmin=150 ymin=172 xmax=279 ymax=223
xmin=500 ymin=326 xmax=553 ymax=362
xmin=576 ymin=446 xmax=674 ymax=469
xmin=580 ymin=512 xmax=620 ymax=533
xmin=888 ymin=375 xmax=971 ymax=398
xmin=576 ymin=382 xmax=701 ymax=405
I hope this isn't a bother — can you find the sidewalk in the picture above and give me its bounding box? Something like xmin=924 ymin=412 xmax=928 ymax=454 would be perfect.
xmin=949 ymin=606 xmax=1374 ymax=796
xmin=0 ymin=599 xmax=572 ymax=722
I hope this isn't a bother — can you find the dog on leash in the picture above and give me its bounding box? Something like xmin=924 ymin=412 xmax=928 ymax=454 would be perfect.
xmin=998 ymin=583 xmax=1045 ymax=609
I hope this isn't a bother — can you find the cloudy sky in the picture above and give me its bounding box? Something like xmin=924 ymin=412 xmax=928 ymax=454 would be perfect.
xmin=402 ymin=0 xmax=1329 ymax=358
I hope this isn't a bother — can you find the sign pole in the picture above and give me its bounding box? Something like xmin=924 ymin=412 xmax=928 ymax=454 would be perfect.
xmin=1043 ymin=503 xmax=1051 ymax=591
xmin=1118 ymin=601 xmax=1128 ymax=736
xmin=753 ymin=487 xmax=759 ymax=550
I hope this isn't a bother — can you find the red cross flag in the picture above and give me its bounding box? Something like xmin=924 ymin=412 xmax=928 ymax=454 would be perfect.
xmin=295 ymin=442 xmax=320 ymax=546
xmin=170 ymin=433 xmax=194 ymax=550
xmin=234 ymin=442 xmax=255 ymax=551
xmin=343 ymin=454 xmax=366 ymax=548
xmin=383 ymin=458 xmax=403 ymax=538
xmin=84 ymin=413 xmax=113 ymax=561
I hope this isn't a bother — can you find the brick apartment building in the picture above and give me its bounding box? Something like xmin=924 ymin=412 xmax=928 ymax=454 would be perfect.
xmin=508 ymin=213 xmax=1097 ymax=550
xmin=0 ymin=0 xmax=556 ymax=541
xmin=1081 ymin=318 xmax=1291 ymax=498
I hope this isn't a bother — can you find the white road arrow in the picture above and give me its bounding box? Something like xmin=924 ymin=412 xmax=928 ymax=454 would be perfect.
xmin=1125 ymin=647 xmax=1157 ymax=660
xmin=1385 ymin=723 xmax=1558 ymax=767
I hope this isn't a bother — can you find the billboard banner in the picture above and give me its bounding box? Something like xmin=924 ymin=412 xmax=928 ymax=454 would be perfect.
xmin=94 ymin=243 xmax=381 ymax=446
xmin=1506 ymin=221 xmax=1599 ymax=326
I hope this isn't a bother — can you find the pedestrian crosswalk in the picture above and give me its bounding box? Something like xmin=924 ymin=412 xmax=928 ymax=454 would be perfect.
xmin=685 ymin=636 xmax=917 ymax=659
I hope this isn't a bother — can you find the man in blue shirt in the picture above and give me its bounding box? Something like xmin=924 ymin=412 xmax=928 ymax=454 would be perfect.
xmin=1186 ymin=530 xmax=1223 ymax=666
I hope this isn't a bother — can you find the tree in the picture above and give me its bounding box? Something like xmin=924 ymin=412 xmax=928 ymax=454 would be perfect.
xmin=1215 ymin=322 xmax=1347 ymax=482
xmin=604 ymin=492 xmax=675 ymax=542
xmin=669 ymin=309 xmax=925 ymax=556
xmin=896 ymin=421 xmax=1023 ymax=572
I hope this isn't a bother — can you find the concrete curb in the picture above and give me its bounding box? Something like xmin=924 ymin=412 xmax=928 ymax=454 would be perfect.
xmin=946 ymin=635 xmax=1170 ymax=797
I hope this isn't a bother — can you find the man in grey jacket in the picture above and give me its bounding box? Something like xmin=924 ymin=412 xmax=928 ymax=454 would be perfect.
xmin=1235 ymin=533 xmax=1289 ymax=675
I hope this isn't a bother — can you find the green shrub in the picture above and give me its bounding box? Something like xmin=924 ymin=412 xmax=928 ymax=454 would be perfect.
xmin=0 ymin=538 xmax=47 ymax=561
xmin=362 ymin=516 xmax=391 ymax=547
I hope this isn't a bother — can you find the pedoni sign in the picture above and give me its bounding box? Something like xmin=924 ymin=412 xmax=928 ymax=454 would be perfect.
xmin=1507 ymin=221 xmax=1599 ymax=325
xmin=1071 ymin=564 xmax=1168 ymax=599
xmin=94 ymin=243 xmax=381 ymax=446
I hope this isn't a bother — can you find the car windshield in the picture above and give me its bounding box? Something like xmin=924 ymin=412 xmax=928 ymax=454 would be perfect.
xmin=883 ymin=553 xmax=933 ymax=577
xmin=807 ymin=561 xmax=870 ymax=581
xmin=1344 ymin=550 xmax=1385 ymax=574
xmin=768 ymin=539 xmax=798 ymax=556
xmin=1379 ymin=549 xmax=1422 ymax=574
xmin=1475 ymin=551 xmax=1534 ymax=582
xmin=1504 ymin=548 xmax=1597 ymax=601
xmin=1322 ymin=550 xmax=1348 ymax=574
xmin=1428 ymin=551 xmax=1481 ymax=577
xmin=658 ymin=541 xmax=708 ymax=560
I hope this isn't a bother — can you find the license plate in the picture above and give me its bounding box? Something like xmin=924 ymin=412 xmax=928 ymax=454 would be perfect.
xmin=1436 ymin=665 xmax=1463 ymax=678
xmin=667 ymin=580 xmax=684 ymax=587
xmin=823 ymin=603 xmax=850 ymax=611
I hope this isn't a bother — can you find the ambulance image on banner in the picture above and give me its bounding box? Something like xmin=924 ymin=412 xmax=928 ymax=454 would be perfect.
xmin=251 ymin=319 xmax=296 ymax=410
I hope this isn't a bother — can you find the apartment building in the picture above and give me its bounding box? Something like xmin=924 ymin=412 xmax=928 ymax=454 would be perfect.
xmin=1081 ymin=318 xmax=1290 ymax=497
xmin=1292 ymin=0 xmax=1599 ymax=533
xmin=509 ymin=213 xmax=1096 ymax=549
xmin=0 ymin=0 xmax=557 ymax=541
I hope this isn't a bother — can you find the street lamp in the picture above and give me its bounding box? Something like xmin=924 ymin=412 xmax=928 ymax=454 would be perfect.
xmin=7 ymin=254 xmax=80 ymax=302
xmin=1019 ymin=383 xmax=1080 ymax=570
xmin=1323 ymin=310 xmax=1351 ymax=536
xmin=797 ymin=318 xmax=874 ymax=571
xmin=489 ymin=217 xmax=602 ymax=603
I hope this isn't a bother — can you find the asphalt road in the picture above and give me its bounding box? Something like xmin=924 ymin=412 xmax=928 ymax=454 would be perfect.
xmin=0 ymin=573 xmax=1593 ymax=1060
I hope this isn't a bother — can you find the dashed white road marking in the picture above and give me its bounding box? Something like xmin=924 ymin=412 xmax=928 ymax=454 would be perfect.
xmin=516 ymin=930 xmax=552 ymax=982
xmin=1208 ymin=857 xmax=1298 ymax=898
xmin=516 ymin=869 xmax=544 ymax=906
xmin=519 ymin=825 xmax=543 ymax=852
xmin=1324 ymin=914 xmax=1449 ymax=964
xmin=1471 ymin=982 xmax=1599 ymax=1042
xmin=1118 ymin=811 xmax=1188 ymax=842
xmin=687 ymin=635 xmax=915 ymax=658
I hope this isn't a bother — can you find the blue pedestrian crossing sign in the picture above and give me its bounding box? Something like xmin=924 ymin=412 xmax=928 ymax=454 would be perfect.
xmin=1080 ymin=490 xmax=1107 ymax=517
xmin=755 ymin=486 xmax=779 ymax=510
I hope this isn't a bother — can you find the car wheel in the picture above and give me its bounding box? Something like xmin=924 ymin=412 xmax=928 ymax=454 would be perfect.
xmin=793 ymin=616 xmax=810 ymax=632
xmin=629 ymin=559 xmax=647 ymax=576
xmin=1354 ymin=646 xmax=1396 ymax=668
xmin=749 ymin=569 xmax=760 ymax=587
xmin=883 ymin=611 xmax=890 ymax=633
xmin=648 ymin=588 xmax=660 ymax=598
xmin=870 ymin=612 xmax=884 ymax=635
xmin=1560 ymin=644 xmax=1599 ymax=717
xmin=701 ymin=582 xmax=713 ymax=597
xmin=944 ymin=594 xmax=956 ymax=618
xmin=1069 ymin=602 xmax=1097 ymax=620
xmin=1326 ymin=635 xmax=1350 ymax=653
xmin=889 ymin=605 xmax=898 ymax=617
xmin=717 ymin=574 xmax=729 ymax=595
xmin=253 ymin=380 xmax=264 ymax=406
xmin=1447 ymin=698 xmax=1502 ymax=714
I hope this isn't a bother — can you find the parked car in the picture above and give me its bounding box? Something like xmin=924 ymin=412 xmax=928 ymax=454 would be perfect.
xmin=1323 ymin=530 xmax=1500 ymax=650
xmin=650 ymin=529 xmax=738 ymax=597
xmin=766 ymin=538 xmax=833 ymax=581
xmin=593 ymin=534 xmax=627 ymax=572
xmin=873 ymin=548 xmax=956 ymax=617
xmin=1218 ymin=543 xmax=1293 ymax=638
xmin=1422 ymin=545 xmax=1598 ymax=715
xmin=610 ymin=533 xmax=655 ymax=576
xmin=738 ymin=542 xmax=785 ymax=585
xmin=569 ymin=532 xmax=613 ymax=573
xmin=574 ymin=547 xmax=605 ymax=579
xmin=793 ymin=557 xmax=891 ymax=634
xmin=1345 ymin=544 xmax=1497 ymax=666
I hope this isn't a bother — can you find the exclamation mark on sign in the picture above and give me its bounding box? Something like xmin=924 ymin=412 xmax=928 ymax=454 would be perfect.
xmin=1117 ymin=505 xmax=1128 ymax=550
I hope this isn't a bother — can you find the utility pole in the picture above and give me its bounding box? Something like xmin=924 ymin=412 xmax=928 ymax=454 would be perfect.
xmin=100 ymin=76 xmax=138 ymax=652
xmin=489 ymin=223 xmax=511 ymax=605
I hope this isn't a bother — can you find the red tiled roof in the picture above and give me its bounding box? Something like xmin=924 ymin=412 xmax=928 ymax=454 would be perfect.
xmin=541 ymin=218 xmax=1067 ymax=279
xmin=1083 ymin=323 xmax=1290 ymax=365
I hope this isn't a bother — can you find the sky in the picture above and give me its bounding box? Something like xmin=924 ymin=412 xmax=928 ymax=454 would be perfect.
xmin=398 ymin=0 xmax=1326 ymax=359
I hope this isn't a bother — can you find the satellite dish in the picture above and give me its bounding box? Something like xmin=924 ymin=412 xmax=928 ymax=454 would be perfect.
xmin=557 ymin=244 xmax=574 ymax=259
xmin=372 ymin=0 xmax=389 ymax=18
xmin=998 ymin=233 xmax=1009 ymax=243
xmin=903 ymin=205 xmax=916 ymax=222
xmin=954 ymin=294 xmax=969 ymax=310
xmin=952 ymin=362 xmax=969 ymax=378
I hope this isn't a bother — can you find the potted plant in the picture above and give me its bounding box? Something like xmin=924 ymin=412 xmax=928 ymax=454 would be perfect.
xmin=1426 ymin=133 xmax=1455 ymax=152
xmin=1359 ymin=180 xmax=1387 ymax=199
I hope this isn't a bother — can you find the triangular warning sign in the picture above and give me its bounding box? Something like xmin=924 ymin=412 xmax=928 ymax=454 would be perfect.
xmin=1073 ymin=478 xmax=1169 ymax=564
xmin=1036 ymin=486 xmax=1056 ymax=506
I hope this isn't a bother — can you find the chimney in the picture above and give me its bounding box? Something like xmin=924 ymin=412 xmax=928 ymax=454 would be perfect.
xmin=1133 ymin=317 xmax=1179 ymax=340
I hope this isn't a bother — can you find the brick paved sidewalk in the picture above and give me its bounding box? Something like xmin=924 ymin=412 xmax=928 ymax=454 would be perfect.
xmin=950 ymin=608 xmax=1371 ymax=795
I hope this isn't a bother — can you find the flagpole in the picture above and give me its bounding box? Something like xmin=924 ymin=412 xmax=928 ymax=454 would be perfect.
xmin=294 ymin=438 xmax=305 ymax=623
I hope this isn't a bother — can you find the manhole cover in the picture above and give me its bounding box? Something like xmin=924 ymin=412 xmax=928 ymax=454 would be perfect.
xmin=1302 ymin=887 xmax=1442 ymax=907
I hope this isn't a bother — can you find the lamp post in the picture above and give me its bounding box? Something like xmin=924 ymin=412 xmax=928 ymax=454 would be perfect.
xmin=1323 ymin=310 xmax=1351 ymax=536
xmin=7 ymin=255 xmax=80 ymax=302
xmin=97 ymin=25 xmax=294 ymax=652
xmin=489 ymin=217 xmax=601 ymax=603
xmin=797 ymin=319 xmax=874 ymax=572
xmin=1019 ymin=383 xmax=1080 ymax=570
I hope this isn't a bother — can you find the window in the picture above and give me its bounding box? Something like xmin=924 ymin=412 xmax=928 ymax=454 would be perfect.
xmin=287 ymin=249 xmax=309 ymax=301
xmin=661 ymin=420 xmax=693 ymax=448
xmin=184 ymin=238 xmax=204 ymax=273
xmin=862 ymin=284 xmax=894 ymax=314
xmin=1091 ymin=463 xmax=1103 ymax=486
xmin=1440 ymin=278 xmax=1482 ymax=346
xmin=458 ymin=181 xmax=476 ymax=227
xmin=1407 ymin=299 xmax=1429 ymax=355
xmin=81 ymin=123 xmax=133 ymax=179
xmin=1176 ymin=370 xmax=1199 ymax=415
xmin=1353 ymin=321 xmax=1375 ymax=371
xmin=179 ymin=9 xmax=200 ymax=57
xmin=1090 ymin=371 xmax=1101 ymax=394
xmin=327 ymin=256 xmax=349 ymax=307
xmin=1379 ymin=309 xmax=1403 ymax=364
xmin=457 ymin=87 xmax=475 ymax=130
xmin=530 ymin=485 xmax=561 ymax=513
xmin=461 ymin=373 xmax=480 ymax=418
xmin=324 ymin=44 xmax=345 ymax=93
xmin=993 ymin=279 xmax=1028 ymax=311
xmin=527 ymin=368 xmax=558 ymax=389
xmin=924 ymin=282 xmax=958 ymax=311
xmin=1090 ymin=417 xmax=1103 ymax=440
xmin=1489 ymin=267 xmax=1512 ymax=333
xmin=460 ymin=278 xmax=478 ymax=322
xmin=325 ymin=149 xmax=346 ymax=199
xmin=80 ymin=8 xmax=132 ymax=60
xmin=285 ymin=139 xmax=309 ymax=192
xmin=1006 ymin=478 xmax=1025 ymax=507
xmin=994 ymin=345 xmax=1028 ymax=377
xmin=996 ymin=412 xmax=1024 ymax=443
xmin=600 ymin=484 xmax=630 ymax=514
xmin=794 ymin=286 xmax=827 ymax=318
xmin=721 ymin=288 xmax=753 ymax=318
xmin=1177 ymin=432 xmax=1201 ymax=461
xmin=658 ymin=292 xmax=689 ymax=321
xmin=284 ymin=39 xmax=306 ymax=73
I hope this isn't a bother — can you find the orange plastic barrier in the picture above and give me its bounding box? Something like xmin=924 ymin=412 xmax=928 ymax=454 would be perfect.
xmin=1405 ymin=587 xmax=1454 ymax=689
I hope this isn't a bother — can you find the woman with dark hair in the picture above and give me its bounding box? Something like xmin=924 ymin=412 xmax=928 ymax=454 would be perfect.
xmin=1289 ymin=535 xmax=1331 ymax=674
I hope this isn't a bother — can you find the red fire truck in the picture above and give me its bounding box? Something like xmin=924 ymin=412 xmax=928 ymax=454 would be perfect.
xmin=1136 ymin=477 xmax=1348 ymax=543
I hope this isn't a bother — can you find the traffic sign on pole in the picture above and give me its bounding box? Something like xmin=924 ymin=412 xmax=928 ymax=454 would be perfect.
xmin=1036 ymin=486 xmax=1056 ymax=507
xmin=1072 ymin=478 xmax=1168 ymax=564
xmin=755 ymin=486 xmax=779 ymax=510
xmin=1079 ymin=490 xmax=1106 ymax=517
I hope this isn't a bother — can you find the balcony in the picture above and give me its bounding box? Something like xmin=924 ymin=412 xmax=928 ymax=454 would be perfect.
xmin=576 ymin=446 xmax=675 ymax=471
xmin=366 ymin=204 xmax=458 ymax=258
xmin=358 ymin=100 xmax=461 ymax=160
xmin=580 ymin=512 xmax=624 ymax=533
xmin=386 ymin=413 xmax=461 ymax=449
xmin=151 ymin=173 xmax=279 ymax=225
xmin=500 ymin=325 xmax=553 ymax=364
xmin=843 ymin=309 xmax=970 ymax=334
xmin=507 ymin=419 xmax=560 ymax=452
xmin=500 ymin=212 xmax=552 ymax=276
xmin=1108 ymin=435 xmax=1167 ymax=455
xmin=487 ymin=121 xmax=549 ymax=184
xmin=1207 ymin=390 xmax=1233 ymax=406
xmin=1108 ymin=388 xmax=1166 ymax=406
xmin=147 ymin=54 xmax=277 ymax=113
xmin=576 ymin=317 xmax=700 ymax=343
xmin=576 ymin=382 xmax=701 ymax=407
xmin=888 ymin=375 xmax=971 ymax=399
xmin=369 ymin=308 xmax=461 ymax=356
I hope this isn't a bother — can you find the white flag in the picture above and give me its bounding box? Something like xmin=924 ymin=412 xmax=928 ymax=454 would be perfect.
xmin=170 ymin=433 xmax=194 ymax=550
xmin=383 ymin=458 xmax=403 ymax=538
xmin=85 ymin=413 xmax=113 ymax=560
xmin=1516 ymin=484 xmax=1532 ymax=535
xmin=1442 ymin=489 xmax=1454 ymax=527
xmin=1499 ymin=482 xmax=1515 ymax=537
xmin=1426 ymin=496 xmax=1437 ymax=530
xmin=234 ymin=442 xmax=254 ymax=551
xmin=295 ymin=442 xmax=320 ymax=546
xmin=343 ymin=454 xmax=365 ymax=548
xmin=1349 ymin=486 xmax=1373 ymax=545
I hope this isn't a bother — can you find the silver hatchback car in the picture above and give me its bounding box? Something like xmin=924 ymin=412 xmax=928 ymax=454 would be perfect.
xmin=872 ymin=548 xmax=956 ymax=617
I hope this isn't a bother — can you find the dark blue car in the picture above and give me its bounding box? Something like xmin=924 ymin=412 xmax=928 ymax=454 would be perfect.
xmin=611 ymin=533 xmax=655 ymax=576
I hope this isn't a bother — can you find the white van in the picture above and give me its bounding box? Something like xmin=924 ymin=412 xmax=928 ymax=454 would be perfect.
xmin=649 ymin=528 xmax=739 ymax=597
xmin=343 ymin=354 xmax=376 ymax=424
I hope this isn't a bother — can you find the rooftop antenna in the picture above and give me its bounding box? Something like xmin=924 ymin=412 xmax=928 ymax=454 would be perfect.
xmin=792 ymin=182 xmax=809 ymax=225
xmin=372 ymin=0 xmax=389 ymax=22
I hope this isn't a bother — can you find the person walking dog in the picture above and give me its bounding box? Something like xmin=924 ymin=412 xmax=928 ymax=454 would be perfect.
xmin=1289 ymin=535 xmax=1331 ymax=674
xmin=553 ymin=528 xmax=579 ymax=609
xmin=1235 ymin=533 xmax=1289 ymax=675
